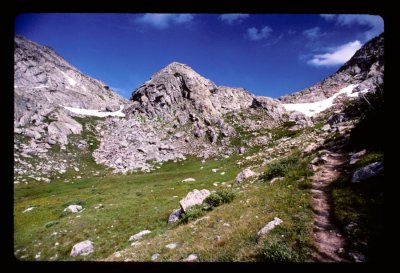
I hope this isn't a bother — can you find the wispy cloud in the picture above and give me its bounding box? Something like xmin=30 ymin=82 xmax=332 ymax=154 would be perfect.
xmin=321 ymin=14 xmax=384 ymax=40
xmin=265 ymin=34 xmax=284 ymax=46
xmin=302 ymin=27 xmax=326 ymax=40
xmin=219 ymin=14 xmax=249 ymax=25
xmin=246 ymin=26 xmax=272 ymax=41
xmin=307 ymin=40 xmax=362 ymax=67
xmin=136 ymin=14 xmax=194 ymax=29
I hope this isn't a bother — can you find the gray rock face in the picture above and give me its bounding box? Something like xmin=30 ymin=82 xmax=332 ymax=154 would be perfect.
xmin=70 ymin=240 xmax=94 ymax=257
xmin=279 ymin=33 xmax=384 ymax=108
xmin=351 ymin=161 xmax=384 ymax=183
xmin=235 ymin=168 xmax=257 ymax=184
xmin=179 ymin=189 xmax=211 ymax=213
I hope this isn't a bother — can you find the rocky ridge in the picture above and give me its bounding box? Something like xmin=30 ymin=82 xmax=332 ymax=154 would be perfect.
xmin=279 ymin=33 xmax=384 ymax=104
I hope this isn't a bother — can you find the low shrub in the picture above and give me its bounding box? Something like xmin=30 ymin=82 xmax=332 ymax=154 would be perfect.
xmin=261 ymin=156 xmax=299 ymax=181
xmin=259 ymin=241 xmax=300 ymax=262
xmin=179 ymin=205 xmax=206 ymax=224
xmin=204 ymin=189 xmax=236 ymax=207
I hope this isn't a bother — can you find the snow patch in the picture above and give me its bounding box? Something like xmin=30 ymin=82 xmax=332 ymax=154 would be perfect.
xmin=282 ymin=84 xmax=363 ymax=117
xmin=62 ymin=105 xmax=125 ymax=117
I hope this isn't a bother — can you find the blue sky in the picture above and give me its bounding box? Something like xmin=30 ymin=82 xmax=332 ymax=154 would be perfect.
xmin=15 ymin=14 xmax=383 ymax=99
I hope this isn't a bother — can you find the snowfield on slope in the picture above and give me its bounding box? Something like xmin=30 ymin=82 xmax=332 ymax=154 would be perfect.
xmin=62 ymin=105 xmax=126 ymax=117
xmin=282 ymin=84 xmax=369 ymax=117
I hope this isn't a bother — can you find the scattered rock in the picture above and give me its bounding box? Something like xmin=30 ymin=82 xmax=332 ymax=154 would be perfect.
xmin=303 ymin=143 xmax=318 ymax=154
xmin=131 ymin=241 xmax=142 ymax=247
xmin=129 ymin=230 xmax=151 ymax=241
xmin=327 ymin=113 xmax=346 ymax=125
xmin=182 ymin=254 xmax=198 ymax=262
xmin=349 ymin=149 xmax=367 ymax=165
xmin=179 ymin=189 xmax=211 ymax=213
xmin=349 ymin=252 xmax=366 ymax=262
xmin=151 ymin=253 xmax=160 ymax=261
xmin=64 ymin=205 xmax=83 ymax=213
xmin=165 ymin=243 xmax=178 ymax=249
xmin=181 ymin=178 xmax=196 ymax=182
xmin=270 ymin=177 xmax=284 ymax=184
xmin=257 ymin=217 xmax=283 ymax=237
xmin=351 ymin=161 xmax=384 ymax=183
xmin=23 ymin=207 xmax=35 ymax=213
xmin=167 ymin=208 xmax=182 ymax=224
xmin=94 ymin=204 xmax=104 ymax=209
xmin=235 ymin=168 xmax=257 ymax=184
xmin=70 ymin=240 xmax=94 ymax=257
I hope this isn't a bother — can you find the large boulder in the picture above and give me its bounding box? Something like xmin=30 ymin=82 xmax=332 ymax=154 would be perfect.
xmin=179 ymin=189 xmax=211 ymax=213
xmin=70 ymin=240 xmax=94 ymax=257
xmin=351 ymin=161 xmax=384 ymax=183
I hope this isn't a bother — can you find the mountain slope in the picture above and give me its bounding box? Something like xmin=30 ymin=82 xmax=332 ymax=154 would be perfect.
xmin=14 ymin=35 xmax=128 ymax=181
xmin=14 ymin=35 xmax=127 ymax=128
xmin=279 ymin=33 xmax=384 ymax=105
xmin=94 ymin=62 xmax=295 ymax=173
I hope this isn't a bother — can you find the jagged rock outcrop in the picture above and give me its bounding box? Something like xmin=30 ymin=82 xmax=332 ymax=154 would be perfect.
xmin=94 ymin=62 xmax=290 ymax=173
xmin=279 ymin=33 xmax=384 ymax=104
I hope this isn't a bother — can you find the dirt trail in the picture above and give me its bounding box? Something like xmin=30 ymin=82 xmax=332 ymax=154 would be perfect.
xmin=310 ymin=151 xmax=349 ymax=262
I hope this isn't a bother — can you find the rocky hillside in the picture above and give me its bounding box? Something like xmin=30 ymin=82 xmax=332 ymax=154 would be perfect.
xmin=279 ymin=33 xmax=384 ymax=104
xmin=14 ymin=35 xmax=126 ymax=127
xmin=94 ymin=62 xmax=297 ymax=173
xmin=14 ymin=35 xmax=127 ymax=182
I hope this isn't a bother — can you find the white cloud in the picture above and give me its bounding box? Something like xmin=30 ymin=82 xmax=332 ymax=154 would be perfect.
xmin=219 ymin=14 xmax=249 ymax=24
xmin=320 ymin=14 xmax=384 ymax=40
xmin=308 ymin=40 xmax=362 ymax=67
xmin=136 ymin=14 xmax=193 ymax=29
xmin=302 ymin=27 xmax=326 ymax=40
xmin=246 ymin=26 xmax=272 ymax=41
